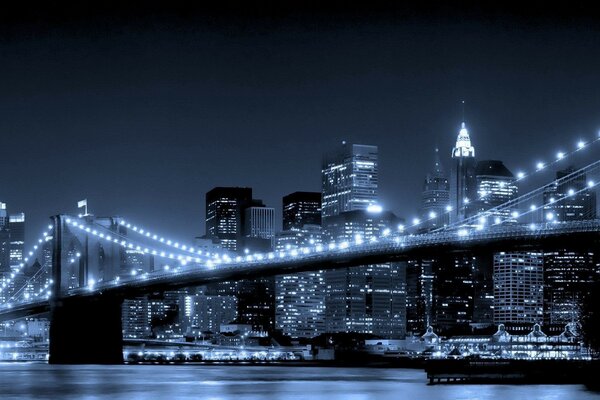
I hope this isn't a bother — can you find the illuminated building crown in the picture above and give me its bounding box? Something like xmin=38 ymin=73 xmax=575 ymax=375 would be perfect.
xmin=452 ymin=122 xmax=475 ymax=158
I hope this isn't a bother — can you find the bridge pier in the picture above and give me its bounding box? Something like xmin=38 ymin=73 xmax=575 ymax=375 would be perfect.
xmin=49 ymin=295 xmax=124 ymax=364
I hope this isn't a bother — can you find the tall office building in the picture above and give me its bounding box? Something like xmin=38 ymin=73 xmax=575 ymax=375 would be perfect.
xmin=322 ymin=143 xmax=378 ymax=219
xmin=493 ymin=252 xmax=544 ymax=324
xmin=182 ymin=292 xmax=237 ymax=333
xmin=324 ymin=209 xmax=406 ymax=338
xmin=544 ymin=250 xmax=599 ymax=326
xmin=433 ymin=253 xmax=477 ymax=332
xmin=420 ymin=148 xmax=449 ymax=231
xmin=8 ymin=213 xmax=25 ymax=271
xmin=283 ymin=191 xmax=321 ymax=231
xmin=321 ymin=143 xmax=405 ymax=338
xmin=0 ymin=203 xmax=9 ymax=273
xmin=0 ymin=202 xmax=7 ymax=228
xmin=122 ymin=297 xmax=150 ymax=339
xmin=239 ymin=199 xmax=276 ymax=332
xmin=543 ymin=166 xmax=597 ymax=222
xmin=449 ymin=122 xmax=477 ymax=223
xmin=473 ymin=160 xmax=518 ymax=221
xmin=274 ymin=225 xmax=325 ymax=338
xmin=205 ymin=188 xmax=277 ymax=332
xmin=242 ymin=201 xmax=275 ymax=252
xmin=205 ymin=187 xmax=252 ymax=252
xmin=406 ymin=258 xmax=435 ymax=334
xmin=276 ymin=191 xmax=323 ymax=337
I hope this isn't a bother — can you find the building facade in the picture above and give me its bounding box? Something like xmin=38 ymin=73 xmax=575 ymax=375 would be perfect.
xmin=493 ymin=252 xmax=544 ymax=324
xmin=205 ymin=187 xmax=252 ymax=252
xmin=420 ymin=148 xmax=449 ymax=231
xmin=324 ymin=209 xmax=406 ymax=338
xmin=282 ymin=191 xmax=321 ymax=231
xmin=543 ymin=166 xmax=597 ymax=222
xmin=322 ymin=143 xmax=378 ymax=219
xmin=473 ymin=160 xmax=518 ymax=222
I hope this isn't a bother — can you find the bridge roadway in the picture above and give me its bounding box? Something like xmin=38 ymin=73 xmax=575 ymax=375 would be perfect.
xmin=2 ymin=219 xmax=600 ymax=322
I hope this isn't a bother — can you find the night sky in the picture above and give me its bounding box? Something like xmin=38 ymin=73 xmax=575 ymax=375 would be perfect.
xmin=2 ymin=3 xmax=600 ymax=244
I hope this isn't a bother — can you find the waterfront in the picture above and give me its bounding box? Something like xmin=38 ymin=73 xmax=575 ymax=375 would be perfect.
xmin=0 ymin=364 xmax=599 ymax=399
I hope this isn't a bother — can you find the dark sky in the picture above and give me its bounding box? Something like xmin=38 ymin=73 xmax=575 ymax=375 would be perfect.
xmin=2 ymin=2 xmax=600 ymax=244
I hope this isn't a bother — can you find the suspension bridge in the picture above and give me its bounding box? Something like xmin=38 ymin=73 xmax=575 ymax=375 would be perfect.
xmin=0 ymin=135 xmax=599 ymax=363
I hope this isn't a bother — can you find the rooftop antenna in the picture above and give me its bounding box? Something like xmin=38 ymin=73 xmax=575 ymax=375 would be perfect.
xmin=461 ymin=100 xmax=465 ymax=123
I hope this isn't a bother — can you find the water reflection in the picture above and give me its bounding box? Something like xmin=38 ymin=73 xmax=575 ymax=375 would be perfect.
xmin=0 ymin=364 xmax=598 ymax=400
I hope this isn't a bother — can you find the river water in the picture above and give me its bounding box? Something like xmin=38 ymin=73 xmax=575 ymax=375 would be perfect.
xmin=0 ymin=364 xmax=599 ymax=399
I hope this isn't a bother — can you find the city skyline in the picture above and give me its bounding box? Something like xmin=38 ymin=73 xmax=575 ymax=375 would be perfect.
xmin=4 ymin=3 xmax=600 ymax=396
xmin=2 ymin=5 xmax=600 ymax=244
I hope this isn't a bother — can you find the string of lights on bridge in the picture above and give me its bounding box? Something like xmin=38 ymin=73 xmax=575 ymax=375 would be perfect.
xmin=65 ymin=217 xmax=229 ymax=272
xmin=2 ymin=168 xmax=599 ymax=310
xmin=115 ymin=219 xmax=217 ymax=259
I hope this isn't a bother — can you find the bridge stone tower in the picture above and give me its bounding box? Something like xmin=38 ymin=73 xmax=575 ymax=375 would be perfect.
xmin=48 ymin=215 xmax=125 ymax=364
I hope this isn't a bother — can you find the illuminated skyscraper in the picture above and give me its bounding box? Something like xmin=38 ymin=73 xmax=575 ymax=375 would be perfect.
xmin=274 ymin=225 xmax=325 ymax=338
xmin=322 ymin=143 xmax=378 ymax=219
xmin=242 ymin=201 xmax=275 ymax=252
xmin=0 ymin=203 xmax=8 ymax=273
xmin=420 ymin=148 xmax=449 ymax=231
xmin=449 ymin=122 xmax=477 ymax=223
xmin=205 ymin=187 xmax=252 ymax=252
xmin=276 ymin=192 xmax=324 ymax=338
xmin=472 ymin=160 xmax=518 ymax=221
xmin=283 ymin=191 xmax=321 ymax=231
xmin=8 ymin=213 xmax=25 ymax=272
xmin=543 ymin=166 xmax=597 ymax=222
xmin=324 ymin=209 xmax=406 ymax=338
xmin=493 ymin=251 xmax=544 ymax=324
xmin=544 ymin=250 xmax=599 ymax=326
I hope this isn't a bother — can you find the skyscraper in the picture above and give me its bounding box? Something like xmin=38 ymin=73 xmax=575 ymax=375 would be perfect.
xmin=433 ymin=253 xmax=477 ymax=332
xmin=473 ymin=160 xmax=518 ymax=221
xmin=0 ymin=203 xmax=9 ymax=273
xmin=543 ymin=166 xmax=597 ymax=222
xmin=324 ymin=209 xmax=406 ymax=338
xmin=274 ymin=225 xmax=325 ymax=338
xmin=406 ymin=258 xmax=435 ymax=334
xmin=321 ymin=142 xmax=405 ymax=338
xmin=205 ymin=187 xmax=252 ymax=252
xmin=276 ymin=191 xmax=324 ymax=338
xmin=493 ymin=251 xmax=544 ymax=324
xmin=8 ymin=213 xmax=25 ymax=272
xmin=282 ymin=191 xmax=322 ymax=231
xmin=544 ymin=250 xmax=599 ymax=326
xmin=242 ymin=201 xmax=275 ymax=252
xmin=449 ymin=122 xmax=477 ymax=223
xmin=420 ymin=148 xmax=449 ymax=231
xmin=0 ymin=202 xmax=7 ymax=228
xmin=322 ymin=143 xmax=378 ymax=219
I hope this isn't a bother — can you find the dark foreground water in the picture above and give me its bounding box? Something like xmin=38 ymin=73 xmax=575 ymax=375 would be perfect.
xmin=1 ymin=364 xmax=599 ymax=399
